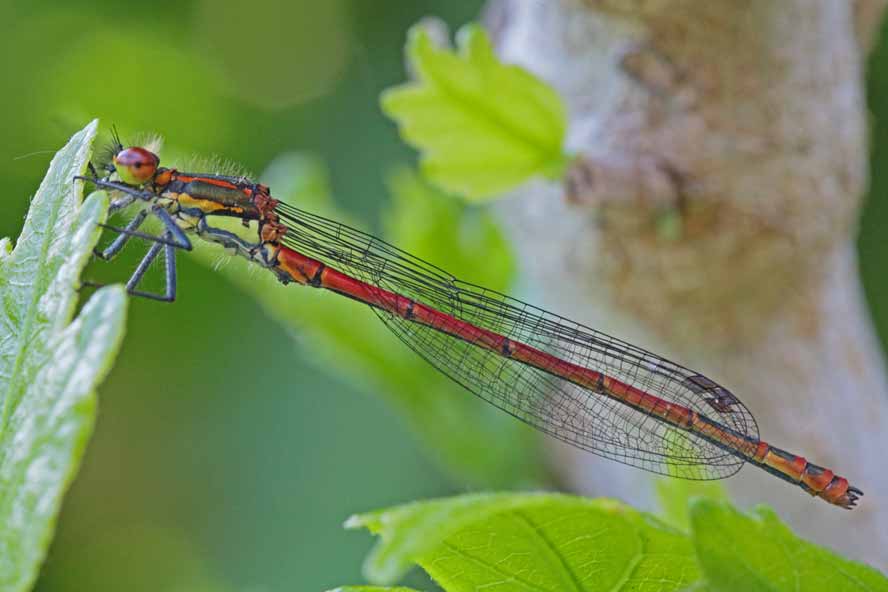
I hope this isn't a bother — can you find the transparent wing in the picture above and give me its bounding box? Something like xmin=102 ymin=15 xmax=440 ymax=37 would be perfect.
xmin=276 ymin=203 xmax=759 ymax=479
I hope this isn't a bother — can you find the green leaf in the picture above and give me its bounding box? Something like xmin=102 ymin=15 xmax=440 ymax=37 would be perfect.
xmin=348 ymin=493 xmax=702 ymax=590
xmin=690 ymin=500 xmax=888 ymax=592
xmin=655 ymin=477 xmax=729 ymax=532
xmin=0 ymin=120 xmax=128 ymax=591
xmin=328 ymin=587 xmax=421 ymax=592
xmin=259 ymin=151 xmax=336 ymax=215
xmin=187 ymin=157 xmax=542 ymax=489
xmin=383 ymin=166 xmax=514 ymax=289
xmin=382 ymin=23 xmax=569 ymax=201
xmin=656 ymin=428 xmax=731 ymax=532
xmin=346 ymin=493 xmax=527 ymax=584
xmin=41 ymin=524 xmax=236 ymax=592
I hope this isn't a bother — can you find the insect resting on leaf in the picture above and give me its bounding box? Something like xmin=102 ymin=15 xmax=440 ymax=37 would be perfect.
xmin=75 ymin=135 xmax=863 ymax=509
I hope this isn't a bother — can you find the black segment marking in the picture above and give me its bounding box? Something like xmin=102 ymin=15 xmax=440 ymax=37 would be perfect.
xmin=309 ymin=262 xmax=326 ymax=287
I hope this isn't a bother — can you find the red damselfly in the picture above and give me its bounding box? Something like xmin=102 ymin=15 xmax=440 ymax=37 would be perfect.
xmin=77 ymin=140 xmax=863 ymax=509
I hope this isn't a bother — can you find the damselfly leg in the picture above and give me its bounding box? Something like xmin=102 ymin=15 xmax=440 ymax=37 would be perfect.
xmin=124 ymin=231 xmax=179 ymax=302
xmin=193 ymin=218 xmax=273 ymax=269
xmin=79 ymin=175 xmax=192 ymax=302
xmin=99 ymin=205 xmax=192 ymax=252
xmin=93 ymin=209 xmax=149 ymax=261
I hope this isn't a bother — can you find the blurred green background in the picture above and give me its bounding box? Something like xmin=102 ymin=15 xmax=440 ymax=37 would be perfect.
xmin=2 ymin=1 xmax=887 ymax=591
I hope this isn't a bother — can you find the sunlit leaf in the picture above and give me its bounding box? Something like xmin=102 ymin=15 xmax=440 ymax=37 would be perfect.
xmin=382 ymin=24 xmax=569 ymax=201
xmin=348 ymin=493 xmax=701 ymax=590
xmin=383 ymin=166 xmax=514 ymax=289
xmin=345 ymin=493 xmax=523 ymax=584
xmin=328 ymin=587 xmax=421 ymax=592
xmin=0 ymin=120 xmax=128 ymax=591
xmin=657 ymin=429 xmax=730 ymax=532
xmin=690 ymin=500 xmax=888 ymax=592
xmin=655 ymin=477 xmax=729 ymax=532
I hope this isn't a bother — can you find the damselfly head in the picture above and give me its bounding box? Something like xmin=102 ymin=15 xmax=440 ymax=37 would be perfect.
xmin=113 ymin=146 xmax=160 ymax=186
xmin=94 ymin=127 xmax=164 ymax=183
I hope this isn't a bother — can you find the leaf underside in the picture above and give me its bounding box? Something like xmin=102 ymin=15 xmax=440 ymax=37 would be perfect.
xmin=0 ymin=120 xmax=127 ymax=591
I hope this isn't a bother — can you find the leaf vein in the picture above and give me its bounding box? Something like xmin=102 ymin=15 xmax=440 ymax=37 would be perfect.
xmin=513 ymin=510 xmax=583 ymax=592
xmin=435 ymin=540 xmax=557 ymax=592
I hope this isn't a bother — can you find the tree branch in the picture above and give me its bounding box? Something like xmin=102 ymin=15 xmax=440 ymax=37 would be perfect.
xmin=489 ymin=0 xmax=888 ymax=569
xmin=855 ymin=0 xmax=888 ymax=51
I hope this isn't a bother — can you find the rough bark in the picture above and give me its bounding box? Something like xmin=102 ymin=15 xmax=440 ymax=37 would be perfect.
xmin=488 ymin=0 xmax=888 ymax=569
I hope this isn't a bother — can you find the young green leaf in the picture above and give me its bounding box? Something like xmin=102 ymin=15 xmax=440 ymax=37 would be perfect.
xmin=382 ymin=23 xmax=569 ymax=201
xmin=345 ymin=493 xmax=529 ymax=584
xmin=690 ymin=500 xmax=888 ymax=592
xmin=0 ymin=120 xmax=128 ymax=591
xmin=328 ymin=587 xmax=421 ymax=592
xmin=655 ymin=477 xmax=729 ymax=532
xmin=186 ymin=156 xmax=541 ymax=489
xmin=348 ymin=493 xmax=702 ymax=590
xmin=383 ymin=166 xmax=515 ymax=290
xmin=657 ymin=429 xmax=730 ymax=532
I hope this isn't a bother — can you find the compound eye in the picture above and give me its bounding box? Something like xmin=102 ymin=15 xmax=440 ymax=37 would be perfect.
xmin=113 ymin=147 xmax=159 ymax=185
